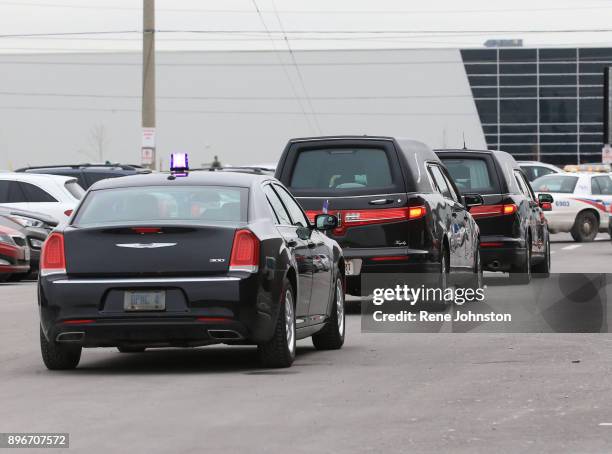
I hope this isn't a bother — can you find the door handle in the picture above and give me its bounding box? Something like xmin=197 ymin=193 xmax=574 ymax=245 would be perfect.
xmin=369 ymin=198 xmax=393 ymax=205
xmin=286 ymin=239 xmax=298 ymax=248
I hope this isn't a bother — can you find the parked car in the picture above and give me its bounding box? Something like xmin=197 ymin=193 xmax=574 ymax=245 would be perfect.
xmin=518 ymin=161 xmax=563 ymax=182
xmin=38 ymin=171 xmax=345 ymax=370
xmin=436 ymin=149 xmax=552 ymax=283
xmin=275 ymin=136 xmax=484 ymax=297
xmin=0 ymin=225 xmax=30 ymax=281
xmin=0 ymin=173 xmax=84 ymax=223
xmin=16 ymin=164 xmax=150 ymax=189
xmin=0 ymin=207 xmax=58 ymax=280
xmin=531 ymin=172 xmax=612 ymax=242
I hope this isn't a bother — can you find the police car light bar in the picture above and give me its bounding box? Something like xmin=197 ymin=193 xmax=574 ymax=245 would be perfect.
xmin=170 ymin=153 xmax=189 ymax=173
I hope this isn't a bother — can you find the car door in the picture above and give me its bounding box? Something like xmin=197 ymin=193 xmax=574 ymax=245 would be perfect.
xmin=427 ymin=163 xmax=469 ymax=270
xmin=590 ymin=175 xmax=612 ymax=214
xmin=262 ymin=184 xmax=313 ymax=321
xmin=274 ymin=183 xmax=333 ymax=322
xmin=0 ymin=180 xmax=29 ymax=211
xmin=514 ymin=170 xmax=544 ymax=256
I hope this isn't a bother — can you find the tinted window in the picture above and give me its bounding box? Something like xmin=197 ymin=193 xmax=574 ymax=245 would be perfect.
xmin=74 ymin=186 xmax=247 ymax=226
xmin=262 ymin=185 xmax=292 ymax=225
xmin=441 ymin=158 xmax=499 ymax=194
xmin=428 ymin=165 xmax=452 ymax=199
xmin=65 ymin=181 xmax=85 ymax=200
xmin=273 ymin=185 xmax=309 ymax=227
xmin=21 ymin=182 xmax=57 ymax=202
xmin=290 ymin=148 xmax=393 ymax=191
xmin=592 ymin=176 xmax=612 ymax=195
xmin=513 ymin=171 xmax=535 ymax=201
xmin=531 ymin=175 xmax=579 ymax=194
xmin=0 ymin=181 xmax=27 ymax=203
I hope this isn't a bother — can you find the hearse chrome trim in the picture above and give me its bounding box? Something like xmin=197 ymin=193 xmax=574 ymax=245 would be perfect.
xmin=52 ymin=277 xmax=240 ymax=285
xmin=116 ymin=242 xmax=177 ymax=249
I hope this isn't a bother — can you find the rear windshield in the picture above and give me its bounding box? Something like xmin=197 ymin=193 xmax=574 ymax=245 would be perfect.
xmin=64 ymin=181 xmax=85 ymax=200
xmin=531 ymin=175 xmax=578 ymax=194
xmin=73 ymin=185 xmax=247 ymax=226
xmin=440 ymin=158 xmax=500 ymax=194
xmin=290 ymin=148 xmax=394 ymax=191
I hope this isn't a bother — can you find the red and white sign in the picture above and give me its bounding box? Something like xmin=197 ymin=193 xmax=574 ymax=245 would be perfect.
xmin=603 ymin=144 xmax=612 ymax=164
xmin=141 ymin=147 xmax=154 ymax=165
xmin=142 ymin=127 xmax=156 ymax=148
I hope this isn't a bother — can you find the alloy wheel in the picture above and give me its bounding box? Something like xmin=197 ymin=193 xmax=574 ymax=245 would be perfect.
xmin=285 ymin=289 xmax=295 ymax=355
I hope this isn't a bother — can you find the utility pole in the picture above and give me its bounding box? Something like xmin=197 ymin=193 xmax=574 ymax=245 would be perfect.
xmin=141 ymin=0 xmax=156 ymax=169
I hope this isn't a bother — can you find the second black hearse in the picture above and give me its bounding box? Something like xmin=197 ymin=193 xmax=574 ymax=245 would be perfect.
xmin=275 ymin=136 xmax=484 ymax=297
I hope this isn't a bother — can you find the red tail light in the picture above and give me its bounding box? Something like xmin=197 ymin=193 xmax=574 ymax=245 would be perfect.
xmin=370 ymin=256 xmax=409 ymax=262
xmin=62 ymin=319 xmax=94 ymax=325
xmin=306 ymin=206 xmax=426 ymax=235
xmin=41 ymin=232 xmax=66 ymax=276
xmin=131 ymin=227 xmax=161 ymax=234
xmin=480 ymin=242 xmax=504 ymax=248
xmin=229 ymin=229 xmax=259 ymax=273
xmin=470 ymin=204 xmax=518 ymax=218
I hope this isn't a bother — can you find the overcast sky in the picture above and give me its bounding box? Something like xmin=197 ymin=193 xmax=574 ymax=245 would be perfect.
xmin=1 ymin=0 xmax=612 ymax=53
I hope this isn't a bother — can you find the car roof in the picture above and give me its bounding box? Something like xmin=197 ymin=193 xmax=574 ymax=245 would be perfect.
xmin=517 ymin=161 xmax=559 ymax=166
xmin=89 ymin=170 xmax=275 ymax=191
xmin=0 ymin=172 xmax=77 ymax=183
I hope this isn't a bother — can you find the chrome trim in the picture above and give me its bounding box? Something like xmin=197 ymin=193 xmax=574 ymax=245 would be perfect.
xmin=296 ymin=193 xmax=405 ymax=199
xmin=56 ymin=332 xmax=84 ymax=342
xmin=53 ymin=277 xmax=240 ymax=285
xmin=116 ymin=243 xmax=177 ymax=249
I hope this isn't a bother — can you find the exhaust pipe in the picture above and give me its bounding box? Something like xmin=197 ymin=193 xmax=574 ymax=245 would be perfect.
xmin=56 ymin=332 xmax=84 ymax=342
xmin=208 ymin=329 xmax=243 ymax=340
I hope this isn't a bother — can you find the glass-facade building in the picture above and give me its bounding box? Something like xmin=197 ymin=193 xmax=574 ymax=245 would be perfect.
xmin=461 ymin=47 xmax=612 ymax=166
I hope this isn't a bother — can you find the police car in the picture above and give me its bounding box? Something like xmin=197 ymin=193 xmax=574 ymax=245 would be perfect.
xmin=531 ymin=172 xmax=612 ymax=242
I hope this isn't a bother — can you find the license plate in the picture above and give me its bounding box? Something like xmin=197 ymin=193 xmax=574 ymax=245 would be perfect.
xmin=345 ymin=259 xmax=361 ymax=276
xmin=124 ymin=291 xmax=166 ymax=311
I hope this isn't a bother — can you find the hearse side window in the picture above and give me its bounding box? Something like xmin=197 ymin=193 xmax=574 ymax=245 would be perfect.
xmin=428 ymin=165 xmax=452 ymax=200
xmin=290 ymin=148 xmax=393 ymax=191
xmin=272 ymin=184 xmax=309 ymax=227
xmin=439 ymin=169 xmax=461 ymax=203
xmin=263 ymin=184 xmax=292 ymax=225
xmin=513 ymin=170 xmax=535 ymax=201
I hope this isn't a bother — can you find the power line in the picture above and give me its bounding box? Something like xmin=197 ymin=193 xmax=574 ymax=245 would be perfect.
xmin=269 ymin=0 xmax=322 ymax=135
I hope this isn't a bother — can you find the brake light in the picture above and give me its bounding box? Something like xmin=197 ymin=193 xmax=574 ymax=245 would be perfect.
xmin=40 ymin=232 xmax=66 ymax=276
xmin=131 ymin=227 xmax=161 ymax=234
xmin=470 ymin=204 xmax=518 ymax=218
xmin=229 ymin=229 xmax=259 ymax=273
xmin=480 ymin=242 xmax=504 ymax=248
xmin=62 ymin=319 xmax=94 ymax=325
xmin=370 ymin=256 xmax=409 ymax=262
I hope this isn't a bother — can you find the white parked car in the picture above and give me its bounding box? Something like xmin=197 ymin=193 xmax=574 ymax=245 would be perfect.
xmin=0 ymin=173 xmax=85 ymax=223
xmin=518 ymin=161 xmax=563 ymax=182
xmin=532 ymin=172 xmax=612 ymax=242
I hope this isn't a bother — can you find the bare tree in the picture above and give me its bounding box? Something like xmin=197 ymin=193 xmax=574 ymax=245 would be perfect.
xmin=86 ymin=123 xmax=109 ymax=163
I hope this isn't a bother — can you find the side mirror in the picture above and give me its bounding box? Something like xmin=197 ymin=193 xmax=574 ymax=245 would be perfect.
xmin=314 ymin=213 xmax=338 ymax=231
xmin=538 ymin=193 xmax=554 ymax=211
xmin=463 ymin=193 xmax=484 ymax=208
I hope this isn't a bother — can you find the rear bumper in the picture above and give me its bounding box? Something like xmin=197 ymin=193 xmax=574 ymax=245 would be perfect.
xmin=39 ymin=274 xmax=280 ymax=347
xmin=480 ymin=236 xmax=526 ymax=272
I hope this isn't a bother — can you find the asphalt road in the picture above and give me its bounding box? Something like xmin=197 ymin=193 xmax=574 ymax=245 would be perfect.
xmin=1 ymin=233 xmax=612 ymax=453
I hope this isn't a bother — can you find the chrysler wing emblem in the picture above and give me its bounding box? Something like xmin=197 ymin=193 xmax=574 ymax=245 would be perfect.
xmin=115 ymin=242 xmax=177 ymax=249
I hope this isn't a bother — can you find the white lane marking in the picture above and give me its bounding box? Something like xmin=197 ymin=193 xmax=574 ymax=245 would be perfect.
xmin=562 ymin=245 xmax=582 ymax=251
xmin=599 ymin=423 xmax=612 ymax=426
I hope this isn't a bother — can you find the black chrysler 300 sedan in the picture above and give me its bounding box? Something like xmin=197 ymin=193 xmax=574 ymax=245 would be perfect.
xmin=38 ymin=172 xmax=345 ymax=369
xmin=275 ymin=136 xmax=484 ymax=297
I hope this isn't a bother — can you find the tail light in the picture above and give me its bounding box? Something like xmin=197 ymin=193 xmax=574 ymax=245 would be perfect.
xmin=131 ymin=227 xmax=161 ymax=234
xmin=470 ymin=204 xmax=517 ymax=219
xmin=41 ymin=232 xmax=66 ymax=276
xmin=306 ymin=206 xmax=426 ymax=235
xmin=229 ymin=229 xmax=259 ymax=273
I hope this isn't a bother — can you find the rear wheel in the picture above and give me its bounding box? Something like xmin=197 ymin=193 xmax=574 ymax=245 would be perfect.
xmin=312 ymin=274 xmax=345 ymax=350
xmin=468 ymin=246 xmax=483 ymax=290
xmin=429 ymin=243 xmax=450 ymax=311
xmin=258 ymin=279 xmax=296 ymax=368
xmin=532 ymin=235 xmax=551 ymax=277
xmin=510 ymin=240 xmax=532 ymax=285
xmin=571 ymin=211 xmax=598 ymax=242
xmin=40 ymin=326 xmax=81 ymax=370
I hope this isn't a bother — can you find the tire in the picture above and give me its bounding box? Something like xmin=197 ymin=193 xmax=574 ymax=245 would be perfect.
xmin=468 ymin=246 xmax=484 ymax=290
xmin=258 ymin=279 xmax=296 ymax=368
xmin=510 ymin=240 xmax=532 ymax=285
xmin=429 ymin=242 xmax=450 ymax=311
xmin=40 ymin=326 xmax=81 ymax=370
xmin=570 ymin=211 xmax=598 ymax=242
xmin=532 ymin=234 xmax=551 ymax=277
xmin=117 ymin=347 xmax=146 ymax=353
xmin=312 ymin=274 xmax=345 ymax=350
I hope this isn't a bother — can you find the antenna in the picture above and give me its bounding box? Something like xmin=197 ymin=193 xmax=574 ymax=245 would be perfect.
xmin=462 ymin=132 xmax=468 ymax=150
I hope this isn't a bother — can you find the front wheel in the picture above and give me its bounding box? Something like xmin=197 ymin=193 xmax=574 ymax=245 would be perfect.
xmin=258 ymin=279 xmax=296 ymax=368
xmin=312 ymin=274 xmax=345 ymax=350
xmin=40 ymin=326 xmax=81 ymax=370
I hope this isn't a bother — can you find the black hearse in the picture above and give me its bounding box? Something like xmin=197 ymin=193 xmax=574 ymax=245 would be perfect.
xmin=275 ymin=136 xmax=484 ymax=296
xmin=436 ymin=149 xmax=552 ymax=283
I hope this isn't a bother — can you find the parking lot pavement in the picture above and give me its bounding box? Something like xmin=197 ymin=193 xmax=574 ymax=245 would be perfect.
xmin=1 ymin=240 xmax=612 ymax=453
xmin=549 ymin=232 xmax=611 ymax=273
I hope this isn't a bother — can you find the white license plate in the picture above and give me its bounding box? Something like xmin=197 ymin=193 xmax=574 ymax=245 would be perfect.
xmin=345 ymin=259 xmax=361 ymax=276
xmin=124 ymin=291 xmax=166 ymax=311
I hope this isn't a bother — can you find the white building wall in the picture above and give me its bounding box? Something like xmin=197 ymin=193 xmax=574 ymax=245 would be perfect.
xmin=0 ymin=48 xmax=485 ymax=169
